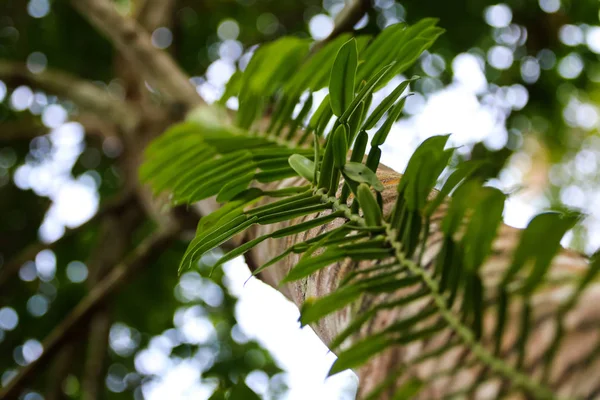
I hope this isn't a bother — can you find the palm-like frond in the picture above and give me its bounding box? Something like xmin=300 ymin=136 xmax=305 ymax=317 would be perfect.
xmin=141 ymin=19 xmax=600 ymax=399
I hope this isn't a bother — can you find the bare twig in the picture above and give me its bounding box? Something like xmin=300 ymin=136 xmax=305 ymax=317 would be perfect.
xmin=0 ymin=227 xmax=180 ymax=399
xmin=0 ymin=192 xmax=135 ymax=294
xmin=71 ymin=0 xmax=201 ymax=110
xmin=0 ymin=61 xmax=138 ymax=132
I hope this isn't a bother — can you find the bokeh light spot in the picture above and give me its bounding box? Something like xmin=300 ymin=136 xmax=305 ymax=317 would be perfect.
xmin=35 ymin=249 xmax=56 ymax=282
xmin=27 ymin=0 xmax=50 ymax=18
xmin=66 ymin=261 xmax=88 ymax=283
xmin=487 ymin=46 xmax=514 ymax=70
xmin=558 ymin=53 xmax=584 ymax=79
xmin=42 ymin=104 xmax=68 ymax=128
xmin=27 ymin=294 xmax=49 ymax=317
xmin=0 ymin=307 xmax=19 ymax=331
xmin=151 ymin=27 xmax=173 ymax=49
xmin=217 ymin=19 xmax=240 ymax=40
xmin=484 ymin=4 xmax=512 ymax=28
xmin=257 ymin=13 xmax=279 ymax=35
xmin=10 ymin=86 xmax=34 ymax=111
xmin=309 ymin=14 xmax=333 ymax=40
xmin=22 ymin=339 xmax=43 ymax=363
xmin=539 ymin=0 xmax=560 ymax=13
xmin=26 ymin=52 xmax=47 ymax=74
xmin=586 ymin=27 xmax=600 ymax=54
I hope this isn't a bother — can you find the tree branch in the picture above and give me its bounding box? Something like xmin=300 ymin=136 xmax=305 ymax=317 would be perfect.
xmin=0 ymin=61 xmax=138 ymax=132
xmin=45 ymin=344 xmax=76 ymax=400
xmin=136 ymin=0 xmax=178 ymax=32
xmin=0 ymin=227 xmax=180 ymax=399
xmin=0 ymin=118 xmax=47 ymax=142
xmin=80 ymin=205 xmax=143 ymax=400
xmin=81 ymin=309 xmax=111 ymax=400
xmin=317 ymin=0 xmax=371 ymax=50
xmin=70 ymin=0 xmax=201 ymax=110
xmin=0 ymin=192 xmax=135 ymax=293
xmin=0 ymin=113 xmax=119 ymax=143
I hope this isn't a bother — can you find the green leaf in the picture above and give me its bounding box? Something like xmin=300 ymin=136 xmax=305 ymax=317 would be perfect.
xmin=247 ymin=191 xmax=314 ymax=216
xmin=180 ymin=215 xmax=257 ymax=272
xmin=330 ymin=288 xmax=427 ymax=350
xmin=332 ymin=125 xmax=348 ymax=168
xmin=211 ymin=235 xmax=270 ymax=273
xmin=370 ymin=95 xmax=409 ymax=147
xmin=286 ymin=93 xmax=313 ymax=140
xmin=462 ymin=187 xmax=505 ymax=271
xmin=257 ymin=203 xmax=331 ymax=225
xmin=263 ymin=185 xmax=312 ymax=197
xmin=216 ymin=171 xmax=255 ymax=203
xmin=196 ymin=189 xmax=263 ymax=234
xmin=343 ymin=162 xmax=385 ymax=191
xmin=357 ymin=183 xmax=382 ymax=227
xmin=347 ymin=101 xmax=365 ymax=145
xmin=308 ymin=94 xmax=331 ymax=130
xmin=229 ymin=381 xmax=261 ymax=400
xmin=318 ymin=137 xmax=336 ymax=192
xmin=288 ymin=154 xmax=315 ymax=182
xmin=329 ymin=334 xmax=392 ymax=375
xmin=255 ymin=167 xmax=296 ymax=183
xmin=397 ymin=135 xmax=450 ymax=211
xmin=250 ymin=195 xmax=322 ymax=219
xmin=187 ymin=162 xmax=257 ymax=203
xmin=393 ymin=379 xmax=424 ymax=400
xmin=282 ymin=248 xmax=346 ymax=283
xmin=503 ymin=211 xmax=580 ymax=292
xmin=271 ymin=211 xmax=344 ymax=238
xmin=423 ymin=160 xmax=485 ymax=217
xmin=363 ymin=76 xmax=418 ymax=130
xmin=365 ymin=146 xmax=381 ymax=172
xmin=339 ymin=63 xmax=394 ymax=123
xmin=300 ymin=285 xmax=362 ymax=326
xmin=301 ymin=273 xmax=420 ymax=326
xmin=329 ymin=38 xmax=358 ymax=116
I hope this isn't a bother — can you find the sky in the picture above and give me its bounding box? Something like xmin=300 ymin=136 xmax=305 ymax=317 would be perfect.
xmin=3 ymin=0 xmax=600 ymax=399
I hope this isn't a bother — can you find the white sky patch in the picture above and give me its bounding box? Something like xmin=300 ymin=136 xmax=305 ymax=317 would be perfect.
xmin=224 ymin=260 xmax=358 ymax=400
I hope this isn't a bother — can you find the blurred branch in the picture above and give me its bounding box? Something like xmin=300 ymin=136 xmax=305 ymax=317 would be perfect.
xmin=71 ymin=0 xmax=201 ymax=111
xmin=0 ymin=192 xmax=135 ymax=294
xmin=136 ymin=0 xmax=178 ymax=32
xmin=81 ymin=310 xmax=111 ymax=400
xmin=313 ymin=0 xmax=372 ymax=52
xmin=0 ymin=61 xmax=138 ymax=132
xmin=80 ymin=207 xmax=143 ymax=400
xmin=45 ymin=344 xmax=75 ymax=400
xmin=0 ymin=114 xmax=119 ymax=143
xmin=0 ymin=227 xmax=180 ymax=399
xmin=0 ymin=118 xmax=47 ymax=142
